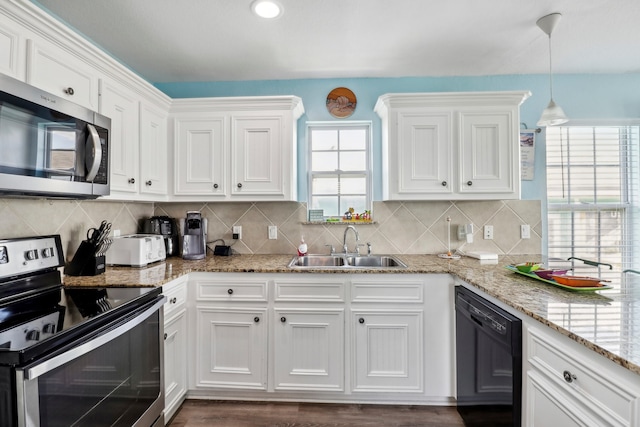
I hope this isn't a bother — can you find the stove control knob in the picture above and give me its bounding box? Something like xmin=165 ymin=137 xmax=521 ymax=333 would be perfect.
xmin=26 ymin=329 xmax=40 ymax=341
xmin=43 ymin=323 xmax=56 ymax=334
xmin=42 ymin=247 xmax=54 ymax=258
xmin=25 ymin=249 xmax=39 ymax=261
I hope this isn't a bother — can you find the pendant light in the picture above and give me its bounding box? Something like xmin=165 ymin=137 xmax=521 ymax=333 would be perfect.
xmin=536 ymin=13 xmax=569 ymax=127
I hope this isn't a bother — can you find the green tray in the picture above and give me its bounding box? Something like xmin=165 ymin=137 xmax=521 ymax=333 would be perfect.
xmin=505 ymin=265 xmax=613 ymax=292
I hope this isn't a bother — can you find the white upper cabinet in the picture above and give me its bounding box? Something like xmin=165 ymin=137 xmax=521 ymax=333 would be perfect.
xmin=171 ymin=96 xmax=304 ymax=201
xmin=100 ymin=78 xmax=140 ymax=194
xmin=139 ymin=102 xmax=168 ymax=196
xmin=26 ymin=38 xmax=99 ymax=111
xmin=173 ymin=115 xmax=227 ymax=197
xmin=231 ymin=114 xmax=284 ymax=197
xmin=375 ymin=91 xmax=530 ymax=200
xmin=0 ymin=17 xmax=24 ymax=79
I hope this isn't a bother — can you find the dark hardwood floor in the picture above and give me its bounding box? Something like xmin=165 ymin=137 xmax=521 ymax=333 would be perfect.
xmin=168 ymin=400 xmax=465 ymax=427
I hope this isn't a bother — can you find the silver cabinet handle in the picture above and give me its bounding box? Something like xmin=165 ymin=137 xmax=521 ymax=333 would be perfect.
xmin=213 ymin=183 xmax=219 ymax=189
xmin=146 ymin=180 xmax=152 ymax=186
xmin=128 ymin=178 xmax=136 ymax=184
xmin=64 ymin=87 xmax=74 ymax=95
xmin=467 ymin=180 xmax=473 ymax=186
xmin=237 ymin=183 xmax=243 ymax=188
xmin=441 ymin=181 xmax=447 ymax=186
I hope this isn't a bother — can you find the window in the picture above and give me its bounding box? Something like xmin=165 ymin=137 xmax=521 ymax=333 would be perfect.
xmin=546 ymin=125 xmax=640 ymax=281
xmin=545 ymin=124 xmax=640 ymax=350
xmin=307 ymin=122 xmax=371 ymax=218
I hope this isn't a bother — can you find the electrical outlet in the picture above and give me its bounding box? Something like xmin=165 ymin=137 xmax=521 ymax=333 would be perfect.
xmin=232 ymin=225 xmax=242 ymax=240
xmin=268 ymin=225 xmax=277 ymax=239
xmin=521 ymin=224 xmax=531 ymax=239
xmin=483 ymin=225 xmax=494 ymax=240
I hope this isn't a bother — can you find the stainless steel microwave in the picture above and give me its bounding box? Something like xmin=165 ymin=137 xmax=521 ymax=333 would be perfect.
xmin=0 ymin=73 xmax=110 ymax=198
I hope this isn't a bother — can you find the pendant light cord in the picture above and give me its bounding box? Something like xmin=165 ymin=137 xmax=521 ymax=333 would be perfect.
xmin=548 ymin=35 xmax=554 ymax=100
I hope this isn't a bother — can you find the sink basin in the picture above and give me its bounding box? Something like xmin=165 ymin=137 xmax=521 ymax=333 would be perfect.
xmin=287 ymin=255 xmax=407 ymax=269
xmin=346 ymin=255 xmax=407 ymax=268
xmin=288 ymin=255 xmax=347 ymax=268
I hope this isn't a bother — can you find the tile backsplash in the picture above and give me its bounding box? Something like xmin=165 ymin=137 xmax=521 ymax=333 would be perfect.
xmin=155 ymin=200 xmax=541 ymax=256
xmin=0 ymin=198 xmax=540 ymax=261
xmin=0 ymin=198 xmax=153 ymax=262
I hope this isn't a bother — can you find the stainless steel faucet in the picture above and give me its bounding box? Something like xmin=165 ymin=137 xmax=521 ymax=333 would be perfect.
xmin=343 ymin=225 xmax=359 ymax=254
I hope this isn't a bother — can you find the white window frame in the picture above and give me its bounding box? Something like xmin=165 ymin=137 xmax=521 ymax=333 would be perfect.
xmin=306 ymin=121 xmax=372 ymax=219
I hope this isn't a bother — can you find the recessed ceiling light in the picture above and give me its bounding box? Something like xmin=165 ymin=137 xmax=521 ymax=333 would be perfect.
xmin=251 ymin=0 xmax=283 ymax=19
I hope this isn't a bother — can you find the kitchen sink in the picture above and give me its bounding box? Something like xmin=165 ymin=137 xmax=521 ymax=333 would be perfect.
xmin=287 ymin=255 xmax=407 ymax=269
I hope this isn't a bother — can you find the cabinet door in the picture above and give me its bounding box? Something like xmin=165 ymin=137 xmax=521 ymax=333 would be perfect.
xmin=394 ymin=111 xmax=453 ymax=197
xmin=0 ymin=20 xmax=23 ymax=79
xmin=26 ymin=39 xmax=99 ymax=110
xmin=140 ymin=103 xmax=168 ymax=195
xmin=351 ymin=310 xmax=423 ymax=392
xmin=526 ymin=371 xmax=600 ymax=427
xmin=164 ymin=310 xmax=187 ymax=423
xmin=231 ymin=115 xmax=284 ymax=197
xmin=174 ymin=117 xmax=226 ymax=196
xmin=195 ymin=307 xmax=267 ymax=390
xmin=273 ymin=309 xmax=344 ymax=391
xmin=458 ymin=111 xmax=518 ymax=196
xmin=100 ymin=79 xmax=140 ymax=193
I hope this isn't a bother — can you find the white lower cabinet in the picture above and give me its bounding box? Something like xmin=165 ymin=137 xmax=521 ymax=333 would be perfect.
xmin=187 ymin=272 xmax=454 ymax=404
xmin=162 ymin=277 xmax=188 ymax=424
xmin=351 ymin=310 xmax=422 ymax=392
xmin=273 ymin=309 xmax=344 ymax=391
xmin=195 ymin=307 xmax=268 ymax=390
xmin=525 ymin=318 xmax=640 ymax=427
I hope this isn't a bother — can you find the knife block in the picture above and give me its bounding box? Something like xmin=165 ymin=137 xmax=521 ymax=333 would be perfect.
xmin=65 ymin=240 xmax=106 ymax=276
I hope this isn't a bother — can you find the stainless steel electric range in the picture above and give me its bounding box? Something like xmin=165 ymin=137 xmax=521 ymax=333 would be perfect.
xmin=0 ymin=235 xmax=165 ymax=427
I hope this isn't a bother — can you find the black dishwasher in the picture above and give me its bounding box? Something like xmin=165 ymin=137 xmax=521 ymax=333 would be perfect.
xmin=455 ymin=286 xmax=522 ymax=427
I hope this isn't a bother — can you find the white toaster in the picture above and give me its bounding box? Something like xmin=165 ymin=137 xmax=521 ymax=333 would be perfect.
xmin=106 ymin=234 xmax=166 ymax=267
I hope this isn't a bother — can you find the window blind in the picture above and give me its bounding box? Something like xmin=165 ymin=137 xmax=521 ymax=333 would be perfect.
xmin=546 ymin=125 xmax=640 ymax=284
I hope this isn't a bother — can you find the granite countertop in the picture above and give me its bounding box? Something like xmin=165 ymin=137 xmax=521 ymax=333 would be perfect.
xmin=63 ymin=254 xmax=640 ymax=376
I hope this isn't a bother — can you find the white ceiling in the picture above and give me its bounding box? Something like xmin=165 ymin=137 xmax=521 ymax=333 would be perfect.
xmin=34 ymin=0 xmax=640 ymax=83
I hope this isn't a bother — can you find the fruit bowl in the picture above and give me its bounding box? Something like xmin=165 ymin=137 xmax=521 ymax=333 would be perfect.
xmin=515 ymin=262 xmax=542 ymax=273
xmin=533 ymin=269 xmax=568 ymax=280
xmin=550 ymin=275 xmax=605 ymax=287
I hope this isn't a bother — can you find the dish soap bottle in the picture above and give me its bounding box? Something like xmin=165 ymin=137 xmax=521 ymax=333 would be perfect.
xmin=297 ymin=236 xmax=308 ymax=256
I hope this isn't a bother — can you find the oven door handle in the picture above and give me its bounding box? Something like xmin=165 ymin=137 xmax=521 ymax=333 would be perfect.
xmin=23 ymin=296 xmax=166 ymax=380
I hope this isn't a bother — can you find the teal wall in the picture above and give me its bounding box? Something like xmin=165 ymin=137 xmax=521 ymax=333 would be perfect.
xmin=155 ymin=74 xmax=640 ymax=203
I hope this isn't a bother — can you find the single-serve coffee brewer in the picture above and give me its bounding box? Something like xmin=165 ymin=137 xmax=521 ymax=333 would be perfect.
xmin=180 ymin=211 xmax=207 ymax=260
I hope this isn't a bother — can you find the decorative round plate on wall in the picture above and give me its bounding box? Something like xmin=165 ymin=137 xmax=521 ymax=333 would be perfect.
xmin=326 ymin=87 xmax=357 ymax=118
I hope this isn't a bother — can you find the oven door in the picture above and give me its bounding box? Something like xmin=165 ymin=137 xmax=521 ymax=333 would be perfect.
xmin=15 ymin=296 xmax=165 ymax=427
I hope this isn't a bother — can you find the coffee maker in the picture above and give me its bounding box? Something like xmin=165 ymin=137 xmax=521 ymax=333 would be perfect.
xmin=142 ymin=216 xmax=179 ymax=257
xmin=180 ymin=211 xmax=207 ymax=260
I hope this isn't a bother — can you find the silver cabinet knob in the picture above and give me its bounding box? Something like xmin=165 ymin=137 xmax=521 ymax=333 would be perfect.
xmin=237 ymin=183 xmax=243 ymax=189
xmin=64 ymin=87 xmax=74 ymax=95
xmin=441 ymin=181 xmax=447 ymax=186
xmin=213 ymin=183 xmax=219 ymax=189
xmin=128 ymin=178 xmax=136 ymax=184
xmin=146 ymin=180 xmax=152 ymax=186
xmin=467 ymin=180 xmax=473 ymax=186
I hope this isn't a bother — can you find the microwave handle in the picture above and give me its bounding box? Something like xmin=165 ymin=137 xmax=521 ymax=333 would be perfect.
xmin=22 ymin=296 xmax=165 ymax=380
xmin=85 ymin=123 xmax=102 ymax=182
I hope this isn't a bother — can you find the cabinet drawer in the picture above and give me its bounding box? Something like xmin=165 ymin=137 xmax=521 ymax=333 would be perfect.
xmin=195 ymin=279 xmax=268 ymax=302
xmin=163 ymin=277 xmax=187 ymax=317
xmin=528 ymin=328 xmax=639 ymax=425
xmin=351 ymin=279 xmax=424 ymax=303
xmin=274 ymin=279 xmax=345 ymax=302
